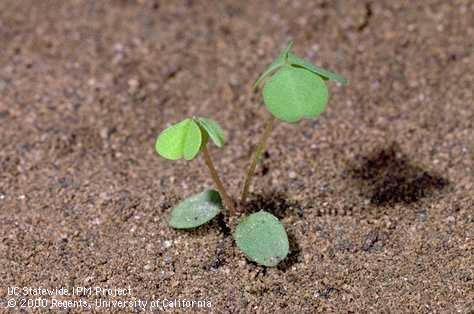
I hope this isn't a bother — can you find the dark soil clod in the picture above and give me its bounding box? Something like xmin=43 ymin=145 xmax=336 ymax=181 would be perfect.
xmin=362 ymin=230 xmax=379 ymax=252
xmin=315 ymin=285 xmax=339 ymax=299
xmin=208 ymin=242 xmax=226 ymax=271
xmin=357 ymin=2 xmax=373 ymax=32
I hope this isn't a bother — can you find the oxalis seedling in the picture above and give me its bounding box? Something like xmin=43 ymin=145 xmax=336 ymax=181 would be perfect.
xmin=155 ymin=42 xmax=346 ymax=267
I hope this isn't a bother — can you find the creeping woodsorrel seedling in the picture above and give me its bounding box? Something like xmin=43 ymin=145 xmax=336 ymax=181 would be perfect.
xmin=155 ymin=42 xmax=346 ymax=267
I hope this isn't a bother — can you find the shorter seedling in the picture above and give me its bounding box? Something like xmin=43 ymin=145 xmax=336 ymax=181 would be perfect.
xmin=156 ymin=117 xmax=235 ymax=214
xmin=156 ymin=115 xmax=289 ymax=266
xmin=155 ymin=41 xmax=347 ymax=267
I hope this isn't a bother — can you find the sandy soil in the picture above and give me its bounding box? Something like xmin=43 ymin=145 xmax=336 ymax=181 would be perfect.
xmin=0 ymin=0 xmax=473 ymax=313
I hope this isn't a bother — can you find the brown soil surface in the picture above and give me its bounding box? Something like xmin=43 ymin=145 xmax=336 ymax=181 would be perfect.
xmin=1 ymin=1 xmax=473 ymax=313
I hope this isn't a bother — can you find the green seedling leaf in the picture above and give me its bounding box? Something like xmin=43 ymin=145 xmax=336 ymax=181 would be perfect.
xmin=194 ymin=117 xmax=225 ymax=148
xmin=263 ymin=65 xmax=329 ymax=123
xmin=234 ymin=211 xmax=289 ymax=267
xmin=254 ymin=41 xmax=293 ymax=89
xmin=169 ymin=190 xmax=222 ymax=229
xmin=155 ymin=118 xmax=202 ymax=160
xmin=287 ymin=52 xmax=347 ymax=85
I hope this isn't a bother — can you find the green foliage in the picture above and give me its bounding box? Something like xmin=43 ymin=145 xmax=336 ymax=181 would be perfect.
xmin=287 ymin=52 xmax=348 ymax=85
xmin=234 ymin=211 xmax=289 ymax=267
xmin=155 ymin=118 xmax=202 ymax=160
xmin=155 ymin=117 xmax=225 ymax=160
xmin=254 ymin=41 xmax=293 ymax=89
xmin=195 ymin=117 xmax=225 ymax=148
xmin=169 ymin=190 xmax=222 ymax=229
xmin=255 ymin=41 xmax=346 ymax=123
xmin=263 ymin=65 xmax=329 ymax=123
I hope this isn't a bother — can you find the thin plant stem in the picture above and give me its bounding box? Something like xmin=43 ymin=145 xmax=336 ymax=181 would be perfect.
xmin=202 ymin=145 xmax=236 ymax=214
xmin=240 ymin=115 xmax=276 ymax=204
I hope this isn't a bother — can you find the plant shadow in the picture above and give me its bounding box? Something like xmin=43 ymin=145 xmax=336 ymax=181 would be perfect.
xmin=347 ymin=142 xmax=449 ymax=206
xmin=277 ymin=231 xmax=301 ymax=271
xmin=172 ymin=213 xmax=231 ymax=239
xmin=244 ymin=191 xmax=304 ymax=219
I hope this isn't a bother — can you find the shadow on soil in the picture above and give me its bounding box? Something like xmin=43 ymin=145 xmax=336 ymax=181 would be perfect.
xmin=277 ymin=231 xmax=301 ymax=271
xmin=348 ymin=142 xmax=450 ymax=206
xmin=245 ymin=192 xmax=304 ymax=219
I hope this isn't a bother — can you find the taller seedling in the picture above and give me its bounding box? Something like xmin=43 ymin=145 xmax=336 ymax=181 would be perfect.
xmin=241 ymin=41 xmax=347 ymax=203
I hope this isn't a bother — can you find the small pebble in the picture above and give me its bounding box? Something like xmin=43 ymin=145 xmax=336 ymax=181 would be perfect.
xmin=416 ymin=210 xmax=428 ymax=222
xmin=128 ymin=78 xmax=140 ymax=93
xmin=163 ymin=240 xmax=173 ymax=248
xmin=100 ymin=128 xmax=110 ymax=140
xmin=113 ymin=43 xmax=124 ymax=52
xmin=84 ymin=276 xmax=94 ymax=284
xmin=128 ymin=78 xmax=139 ymax=88
xmin=99 ymin=192 xmax=111 ymax=201
xmin=144 ymin=264 xmax=153 ymax=271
